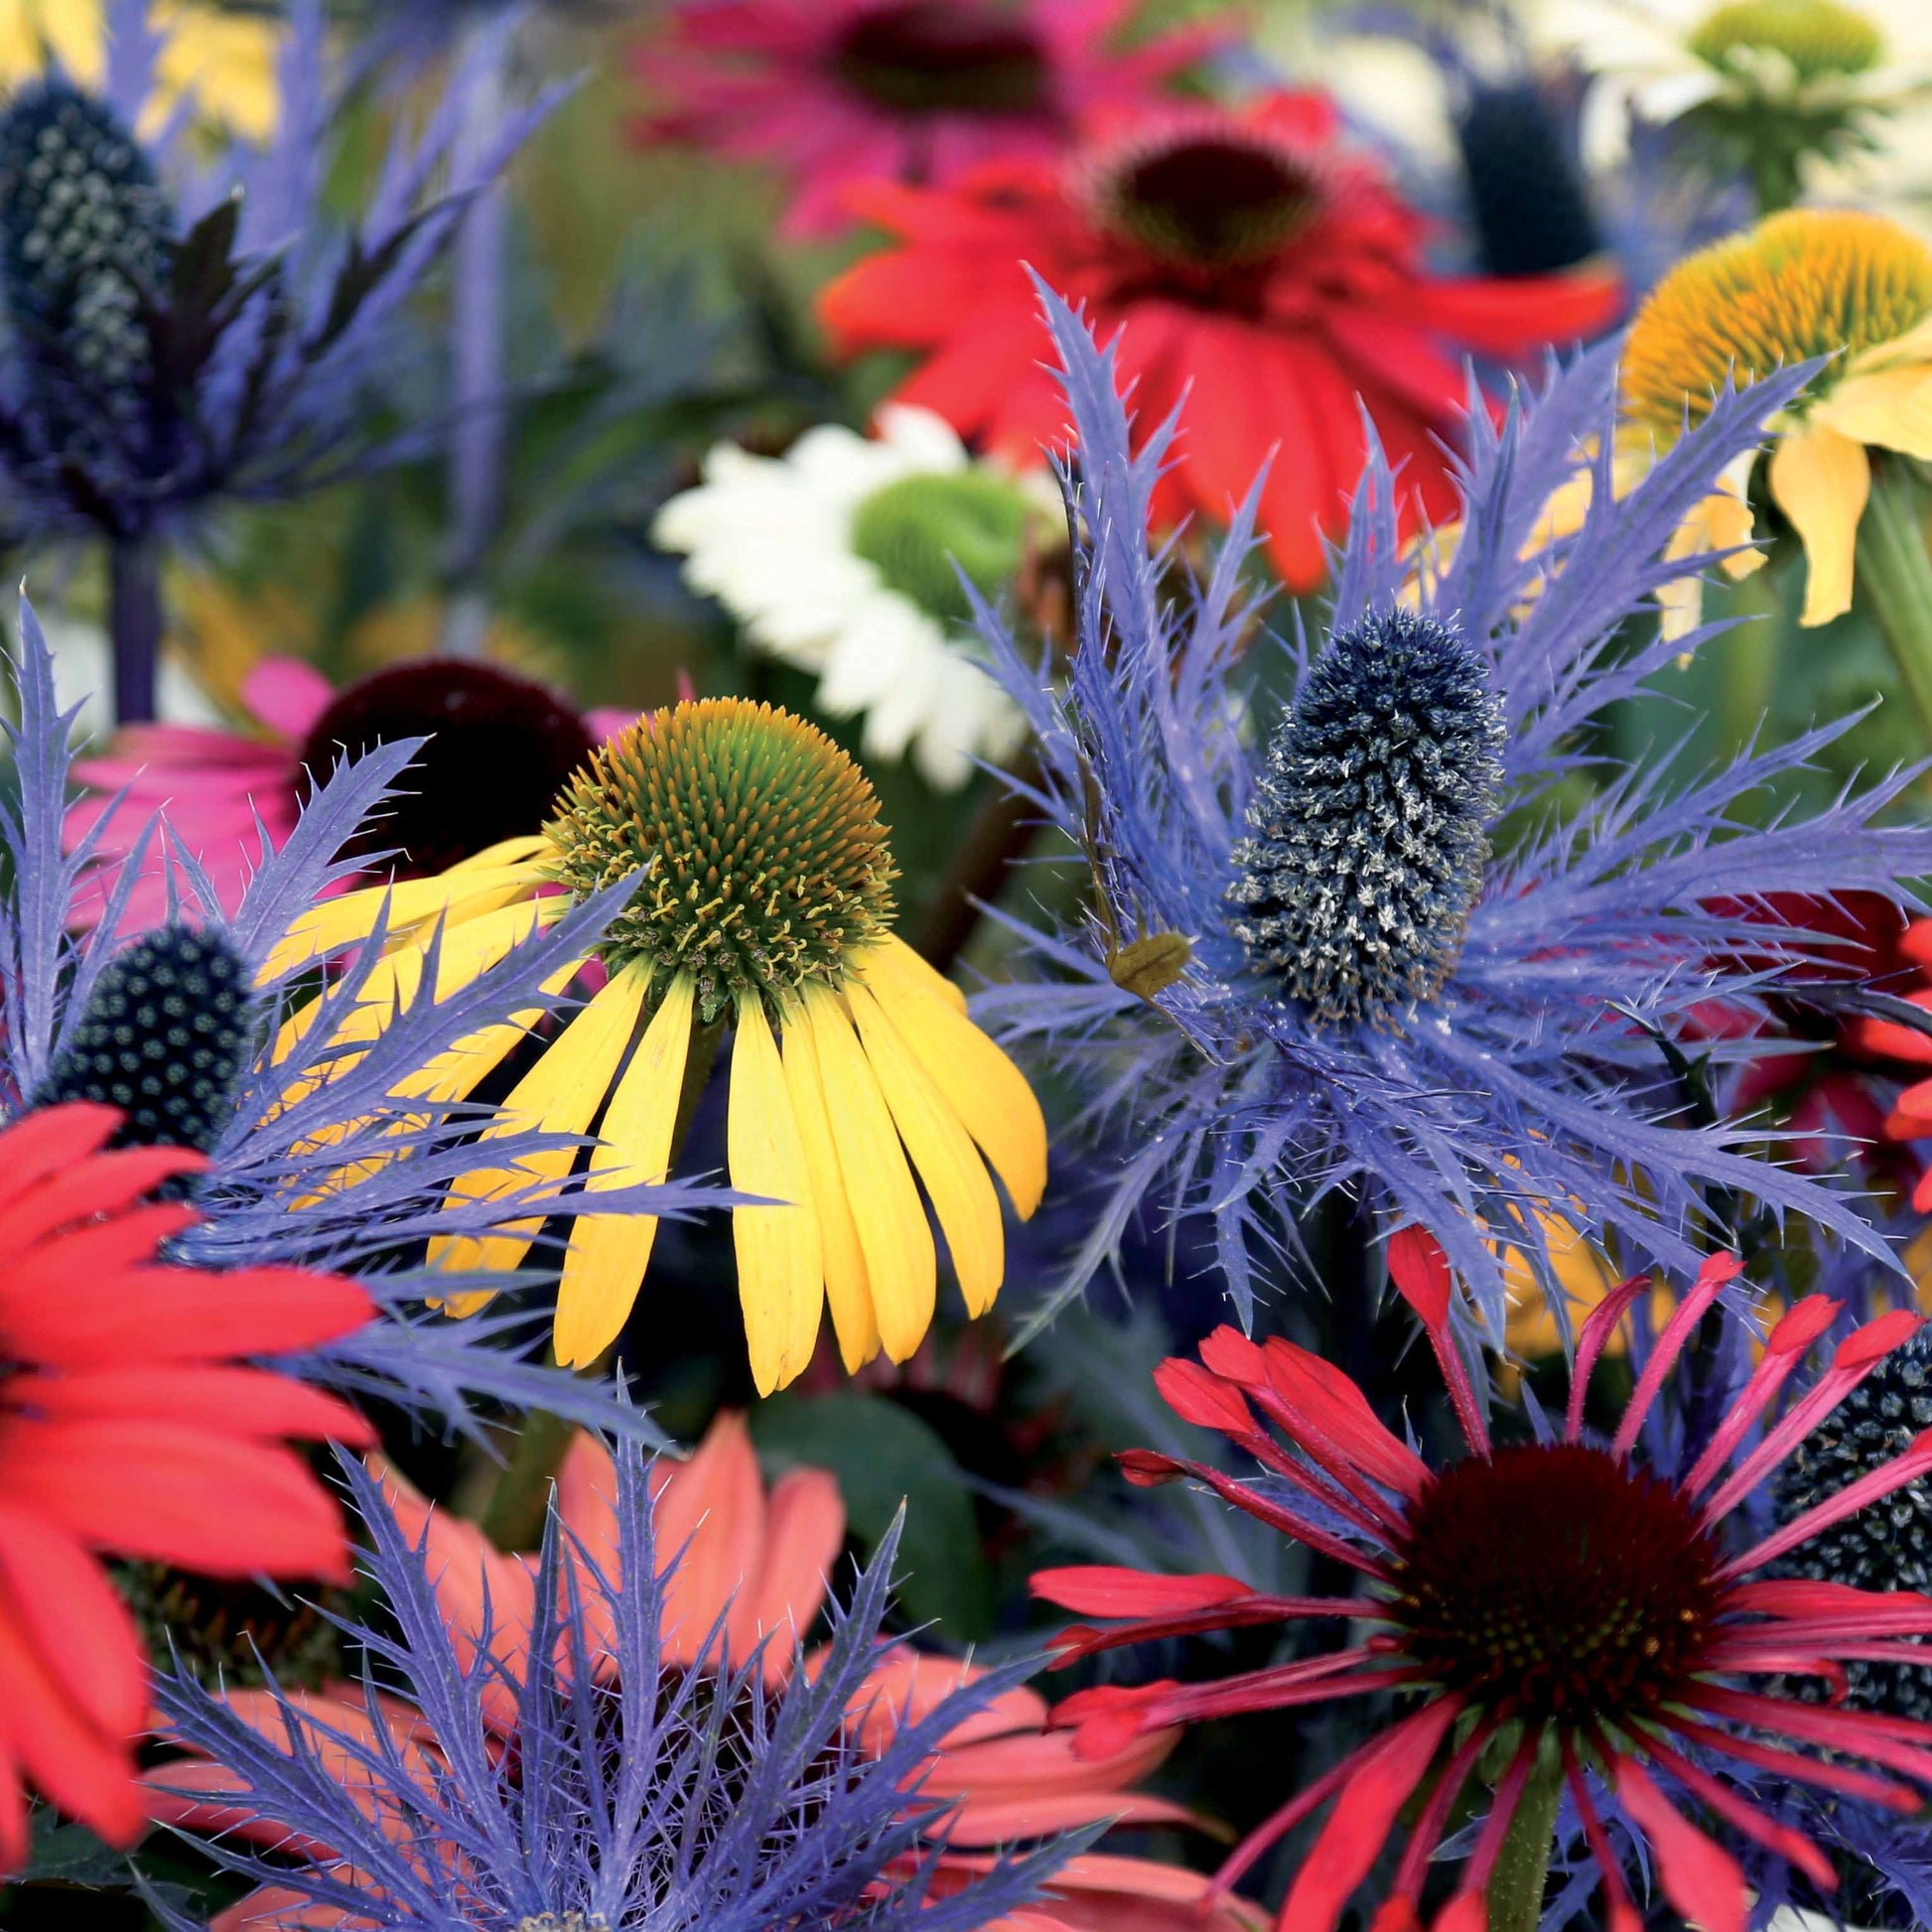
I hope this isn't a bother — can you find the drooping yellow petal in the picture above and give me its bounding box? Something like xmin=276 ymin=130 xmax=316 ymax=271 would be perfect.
xmin=1813 ymin=363 xmax=1932 ymax=462
xmin=859 ymin=942 xmax=1046 ymax=1217
xmin=844 ymin=980 xmax=1003 ymax=1318
xmin=553 ymin=970 xmax=695 ymax=1368
xmin=728 ymin=997 xmax=824 ymax=1396
xmin=444 ymin=834 xmax=553 ymax=875
xmin=431 ymin=966 xmax=645 ymax=1298
xmin=780 ymin=998 xmax=878 ymax=1372
xmin=877 ymin=933 xmax=968 ymax=1015
xmin=260 ymin=862 xmax=544 ymax=982
xmin=1768 ymin=421 xmax=1871 ymax=627
xmin=801 ymin=983 xmax=933 ymax=1365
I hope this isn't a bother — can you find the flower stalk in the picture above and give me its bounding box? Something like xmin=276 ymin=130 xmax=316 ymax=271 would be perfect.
xmin=1485 ymin=1748 xmax=1564 ymax=1932
xmin=1856 ymin=458 xmax=1932 ymax=745
xmin=108 ymin=534 xmax=163 ymax=727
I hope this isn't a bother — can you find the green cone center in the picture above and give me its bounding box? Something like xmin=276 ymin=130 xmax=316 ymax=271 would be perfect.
xmin=1688 ymin=0 xmax=1885 ymax=81
xmin=849 ymin=469 xmax=1037 ymax=625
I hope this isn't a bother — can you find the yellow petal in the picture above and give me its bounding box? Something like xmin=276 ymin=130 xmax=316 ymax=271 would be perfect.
xmin=801 ymin=983 xmax=933 ymax=1365
xmin=554 ymin=969 xmax=694 ymax=1368
xmin=878 ymin=933 xmax=968 ymax=1015
xmin=1768 ymin=422 xmax=1870 ymax=627
xmin=432 ymin=966 xmax=645 ymax=1287
xmin=780 ymin=999 xmax=878 ymax=1373
xmin=1814 ymin=364 xmax=1932 ymax=462
xmin=844 ymin=980 xmax=1004 ymax=1319
xmin=259 ymin=863 xmax=543 ymax=982
xmin=729 ymin=998 xmax=824 ymax=1396
xmin=859 ymin=942 xmax=1046 ymax=1217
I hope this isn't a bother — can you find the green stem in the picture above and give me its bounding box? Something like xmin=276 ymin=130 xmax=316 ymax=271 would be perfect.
xmin=1485 ymin=1749 xmax=1565 ymax=1932
xmin=477 ymin=1013 xmax=726 ymax=1554
xmin=1856 ymin=461 xmax=1932 ymax=745
xmin=913 ymin=746 xmax=1040 ymax=974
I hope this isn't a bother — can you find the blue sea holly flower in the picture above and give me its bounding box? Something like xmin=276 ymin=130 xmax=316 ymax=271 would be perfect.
xmin=977 ymin=283 xmax=1932 ymax=1345
xmin=0 ymin=594 xmax=716 ymax=1440
xmin=0 ymin=0 xmax=563 ymax=721
xmin=150 ymin=1448 xmax=1071 ymax=1932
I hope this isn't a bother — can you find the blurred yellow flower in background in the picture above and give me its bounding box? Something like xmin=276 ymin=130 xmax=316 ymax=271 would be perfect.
xmin=1619 ymin=207 xmax=1932 ymax=628
xmin=0 ymin=0 xmax=279 ymax=141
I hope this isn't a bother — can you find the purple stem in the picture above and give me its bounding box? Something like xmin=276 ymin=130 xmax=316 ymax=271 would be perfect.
xmin=109 ymin=536 xmax=162 ymax=727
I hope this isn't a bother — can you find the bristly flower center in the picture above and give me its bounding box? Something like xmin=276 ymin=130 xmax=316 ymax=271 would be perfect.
xmin=1688 ymin=0 xmax=1885 ymax=82
xmin=37 ymin=924 xmax=254 ymax=1157
xmin=849 ymin=469 xmax=1037 ymax=624
xmin=1094 ymin=126 xmax=1325 ymax=277
xmin=1622 ymin=208 xmax=1932 ymax=443
xmin=1228 ymin=609 xmax=1503 ymax=1029
xmin=297 ymin=658 xmax=597 ymax=878
xmin=545 ymin=698 xmax=897 ymax=1023
xmin=1388 ymin=1443 xmax=1727 ymax=1726
xmin=0 ymin=78 xmax=173 ymax=459
xmin=831 ymin=3 xmax=1049 ymax=116
xmin=1771 ymin=1327 xmax=1932 ymax=1720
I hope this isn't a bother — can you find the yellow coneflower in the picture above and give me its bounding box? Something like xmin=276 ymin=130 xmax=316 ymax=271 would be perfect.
xmin=1619 ymin=206 xmax=1932 ymax=629
xmin=1 ymin=0 xmax=282 ymax=142
xmin=267 ymin=699 xmax=1047 ymax=1396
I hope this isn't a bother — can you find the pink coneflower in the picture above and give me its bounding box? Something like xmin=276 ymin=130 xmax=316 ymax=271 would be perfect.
xmin=66 ymin=655 xmax=632 ymax=930
xmin=156 ymin=1411 xmax=1251 ymax=1932
xmin=632 ymin=0 xmax=1221 ymax=239
xmin=1032 ymin=1236 xmax=1932 ymax=1932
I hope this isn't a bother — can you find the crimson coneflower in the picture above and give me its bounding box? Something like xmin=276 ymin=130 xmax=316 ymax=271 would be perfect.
xmin=0 ymin=1101 xmax=374 ymax=1869
xmin=818 ymin=92 xmax=1622 ymax=590
xmin=1032 ymin=1237 xmax=1932 ymax=1932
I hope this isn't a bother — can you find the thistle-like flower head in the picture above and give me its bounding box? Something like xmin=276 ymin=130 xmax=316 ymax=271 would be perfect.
xmin=0 ymin=0 xmax=559 ymax=543
xmin=978 ymin=283 xmax=1932 ymax=1342
xmin=151 ymin=1447 xmax=1072 ymax=1932
xmin=1229 ymin=608 xmax=1505 ymax=1027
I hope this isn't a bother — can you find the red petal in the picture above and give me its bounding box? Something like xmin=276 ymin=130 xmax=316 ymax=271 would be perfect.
xmin=0 ymin=1421 xmax=351 ymax=1582
xmin=0 ymin=1106 xmax=121 ymax=1218
xmin=1613 ymin=1760 xmax=1745 ymax=1932
xmin=1031 ymin=1568 xmax=1254 ymax=1616
xmin=0 ymin=1143 xmax=205 ymax=1253
xmin=1834 ymin=1309 xmax=1923 ymax=1369
xmin=0 ymin=1505 xmax=145 ymax=1737
xmin=4 ymin=1267 xmax=373 ymax=1367
xmin=1276 ymin=1700 xmax=1461 ymax=1932
xmin=0 ymin=1599 xmax=145 ymax=1848
xmin=1387 ymin=1226 xmax=1451 ymax=1329
xmin=1153 ymin=1356 xmax=1256 ymax=1437
xmin=19 ymin=1369 xmax=373 ymax=1446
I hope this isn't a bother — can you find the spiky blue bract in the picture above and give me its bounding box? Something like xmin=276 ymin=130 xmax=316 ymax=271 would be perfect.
xmin=976 ymin=282 xmax=1932 ymax=1347
xmin=151 ymin=1448 xmax=1071 ymax=1932
xmin=0 ymin=593 xmax=718 ymax=1441
xmin=0 ymin=0 xmax=564 ymax=545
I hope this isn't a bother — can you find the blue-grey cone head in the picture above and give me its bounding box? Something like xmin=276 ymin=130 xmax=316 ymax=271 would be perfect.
xmin=1229 ymin=607 xmax=1505 ymax=1029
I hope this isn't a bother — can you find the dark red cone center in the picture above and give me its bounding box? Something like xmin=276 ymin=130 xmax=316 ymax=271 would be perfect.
xmin=1387 ymin=1443 xmax=1726 ymax=1727
xmin=831 ymin=3 xmax=1049 ymax=116
xmin=1101 ymin=132 xmax=1322 ymax=276
xmin=298 ymin=658 xmax=595 ymax=878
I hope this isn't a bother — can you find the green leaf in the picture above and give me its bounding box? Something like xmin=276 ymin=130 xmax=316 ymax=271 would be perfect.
xmin=21 ymin=1812 xmax=148 ymax=1888
xmin=750 ymin=1391 xmax=991 ymax=1642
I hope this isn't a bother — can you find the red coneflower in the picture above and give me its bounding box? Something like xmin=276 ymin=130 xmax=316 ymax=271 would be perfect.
xmin=0 ymin=1102 xmax=374 ymax=1868
xmin=818 ymin=93 xmax=1623 ymax=591
xmin=1032 ymin=1236 xmax=1932 ymax=1932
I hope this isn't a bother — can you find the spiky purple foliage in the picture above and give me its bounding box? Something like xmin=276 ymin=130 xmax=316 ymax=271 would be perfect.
xmin=975 ymin=283 xmax=1932 ymax=1348
xmin=0 ymin=0 xmax=563 ymax=546
xmin=0 ymin=594 xmax=722 ymax=1440
xmin=150 ymin=1448 xmax=1071 ymax=1932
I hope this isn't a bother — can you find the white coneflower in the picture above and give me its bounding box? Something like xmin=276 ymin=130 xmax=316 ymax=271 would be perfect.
xmin=653 ymin=406 xmax=1052 ymax=791
xmin=1531 ymin=0 xmax=1932 ymax=209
